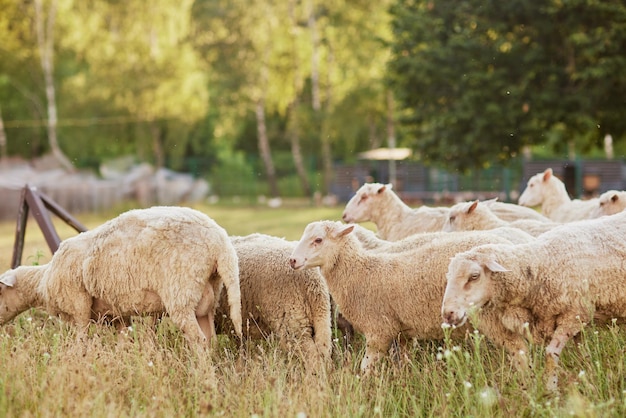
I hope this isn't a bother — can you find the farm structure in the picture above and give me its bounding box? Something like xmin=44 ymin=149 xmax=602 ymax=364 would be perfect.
xmin=331 ymin=159 xmax=626 ymax=204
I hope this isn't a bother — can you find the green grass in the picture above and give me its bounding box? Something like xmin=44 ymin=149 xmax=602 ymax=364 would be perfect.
xmin=1 ymin=201 xmax=625 ymax=417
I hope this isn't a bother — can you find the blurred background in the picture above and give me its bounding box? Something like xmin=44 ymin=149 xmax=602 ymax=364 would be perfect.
xmin=1 ymin=0 xmax=626 ymax=218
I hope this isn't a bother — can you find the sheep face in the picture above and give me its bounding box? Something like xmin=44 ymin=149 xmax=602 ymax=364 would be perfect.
xmin=442 ymin=254 xmax=508 ymax=327
xmin=0 ymin=272 xmax=25 ymax=325
xmin=518 ymin=168 xmax=552 ymax=207
xmin=590 ymin=190 xmax=626 ymax=218
xmin=290 ymin=221 xmax=354 ymax=270
xmin=342 ymin=183 xmax=389 ymax=223
xmin=442 ymin=200 xmax=478 ymax=232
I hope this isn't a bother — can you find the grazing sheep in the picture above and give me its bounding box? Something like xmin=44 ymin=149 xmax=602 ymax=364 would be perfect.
xmin=0 ymin=206 xmax=243 ymax=349
xmin=588 ymin=190 xmax=626 ymax=218
xmin=215 ymin=233 xmax=332 ymax=366
xmin=518 ymin=168 xmax=598 ymax=222
xmin=341 ymin=183 xmax=449 ymax=239
xmin=288 ymin=220 xmax=534 ymax=373
xmin=443 ymin=200 xmax=559 ymax=237
xmin=441 ymin=211 xmax=626 ymax=391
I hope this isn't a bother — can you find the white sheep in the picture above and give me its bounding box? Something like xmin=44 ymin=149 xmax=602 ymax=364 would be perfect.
xmin=443 ymin=200 xmax=559 ymax=237
xmin=341 ymin=183 xmax=449 ymax=239
xmin=481 ymin=198 xmax=552 ymax=223
xmin=215 ymin=233 xmax=332 ymax=366
xmin=342 ymin=183 xmax=550 ymax=240
xmin=518 ymin=168 xmax=598 ymax=222
xmin=288 ymin=220 xmax=536 ymax=373
xmin=0 ymin=206 xmax=243 ymax=349
xmin=441 ymin=210 xmax=626 ymax=391
xmin=588 ymin=189 xmax=626 ymax=218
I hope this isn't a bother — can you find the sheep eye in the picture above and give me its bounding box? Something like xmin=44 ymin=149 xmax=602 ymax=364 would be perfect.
xmin=468 ymin=273 xmax=480 ymax=282
xmin=359 ymin=196 xmax=368 ymax=203
xmin=314 ymin=238 xmax=323 ymax=244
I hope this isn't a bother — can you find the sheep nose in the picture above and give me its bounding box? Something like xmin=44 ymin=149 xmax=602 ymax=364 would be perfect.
xmin=289 ymin=258 xmax=296 ymax=269
xmin=341 ymin=213 xmax=348 ymax=221
xmin=442 ymin=310 xmax=457 ymax=325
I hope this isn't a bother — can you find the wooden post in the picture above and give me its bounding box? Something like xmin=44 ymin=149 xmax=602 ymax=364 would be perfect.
xmin=11 ymin=185 xmax=88 ymax=269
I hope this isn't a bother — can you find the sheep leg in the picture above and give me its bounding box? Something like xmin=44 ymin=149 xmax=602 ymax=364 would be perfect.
xmin=169 ymin=309 xmax=208 ymax=350
xmin=544 ymin=318 xmax=583 ymax=392
xmin=478 ymin=308 xmax=531 ymax=371
xmin=196 ymin=314 xmax=216 ymax=343
xmin=62 ymin=292 xmax=94 ymax=344
xmin=360 ymin=337 xmax=391 ymax=374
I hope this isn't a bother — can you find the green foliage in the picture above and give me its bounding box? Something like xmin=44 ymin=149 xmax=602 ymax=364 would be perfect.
xmin=388 ymin=0 xmax=626 ymax=172
xmin=2 ymin=0 xmax=626 ymax=191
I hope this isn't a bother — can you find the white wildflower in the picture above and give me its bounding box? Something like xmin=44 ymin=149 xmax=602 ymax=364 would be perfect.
xmin=479 ymin=387 xmax=497 ymax=407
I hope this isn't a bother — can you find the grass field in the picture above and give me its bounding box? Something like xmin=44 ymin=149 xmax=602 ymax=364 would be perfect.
xmin=0 ymin=201 xmax=625 ymax=417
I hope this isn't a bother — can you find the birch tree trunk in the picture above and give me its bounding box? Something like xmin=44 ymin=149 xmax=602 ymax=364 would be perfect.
xmin=386 ymin=90 xmax=397 ymax=186
xmin=308 ymin=0 xmax=333 ymax=195
xmin=288 ymin=0 xmax=312 ymax=197
xmin=0 ymin=106 xmax=7 ymax=163
xmin=256 ymin=97 xmax=279 ymax=198
xmin=34 ymin=0 xmax=74 ymax=172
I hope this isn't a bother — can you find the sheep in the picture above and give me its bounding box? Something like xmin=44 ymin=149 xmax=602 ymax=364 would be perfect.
xmin=341 ymin=183 xmax=449 ymax=239
xmin=356 ymin=224 xmax=535 ymax=253
xmin=481 ymin=198 xmax=552 ymax=223
xmin=342 ymin=183 xmax=551 ymax=240
xmin=441 ymin=210 xmax=626 ymax=391
xmin=288 ymin=220 xmax=537 ymax=373
xmin=588 ymin=189 xmax=626 ymax=218
xmin=518 ymin=168 xmax=598 ymax=222
xmin=0 ymin=206 xmax=243 ymax=350
xmin=443 ymin=200 xmax=560 ymax=237
xmin=214 ymin=233 xmax=332 ymax=367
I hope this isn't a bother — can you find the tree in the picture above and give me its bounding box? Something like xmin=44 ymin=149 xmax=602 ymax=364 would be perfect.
xmin=34 ymin=0 xmax=74 ymax=171
xmin=387 ymin=0 xmax=626 ymax=171
xmin=63 ymin=0 xmax=208 ymax=167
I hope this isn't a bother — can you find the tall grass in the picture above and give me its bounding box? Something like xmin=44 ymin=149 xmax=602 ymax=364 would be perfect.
xmin=0 ymin=202 xmax=625 ymax=416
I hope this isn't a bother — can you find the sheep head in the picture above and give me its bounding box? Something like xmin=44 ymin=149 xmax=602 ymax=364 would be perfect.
xmin=590 ymin=190 xmax=626 ymax=218
xmin=518 ymin=168 xmax=554 ymax=207
xmin=290 ymin=221 xmax=354 ymax=270
xmin=442 ymin=200 xmax=480 ymax=232
xmin=441 ymin=251 xmax=509 ymax=327
xmin=0 ymin=270 xmax=25 ymax=325
xmin=342 ymin=182 xmax=391 ymax=223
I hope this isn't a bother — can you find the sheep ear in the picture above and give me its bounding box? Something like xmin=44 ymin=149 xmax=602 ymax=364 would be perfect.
xmin=336 ymin=224 xmax=355 ymax=238
xmin=611 ymin=194 xmax=619 ymax=203
xmin=543 ymin=168 xmax=553 ymax=181
xmin=485 ymin=260 xmax=510 ymax=273
xmin=0 ymin=273 xmax=17 ymax=287
xmin=467 ymin=200 xmax=479 ymax=214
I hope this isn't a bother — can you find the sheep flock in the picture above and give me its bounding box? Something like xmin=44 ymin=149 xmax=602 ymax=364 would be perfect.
xmin=2 ymin=169 xmax=626 ymax=394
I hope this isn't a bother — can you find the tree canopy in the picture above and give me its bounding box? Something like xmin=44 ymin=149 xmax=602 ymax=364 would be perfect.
xmin=387 ymin=0 xmax=626 ymax=171
xmin=1 ymin=0 xmax=625 ymax=193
